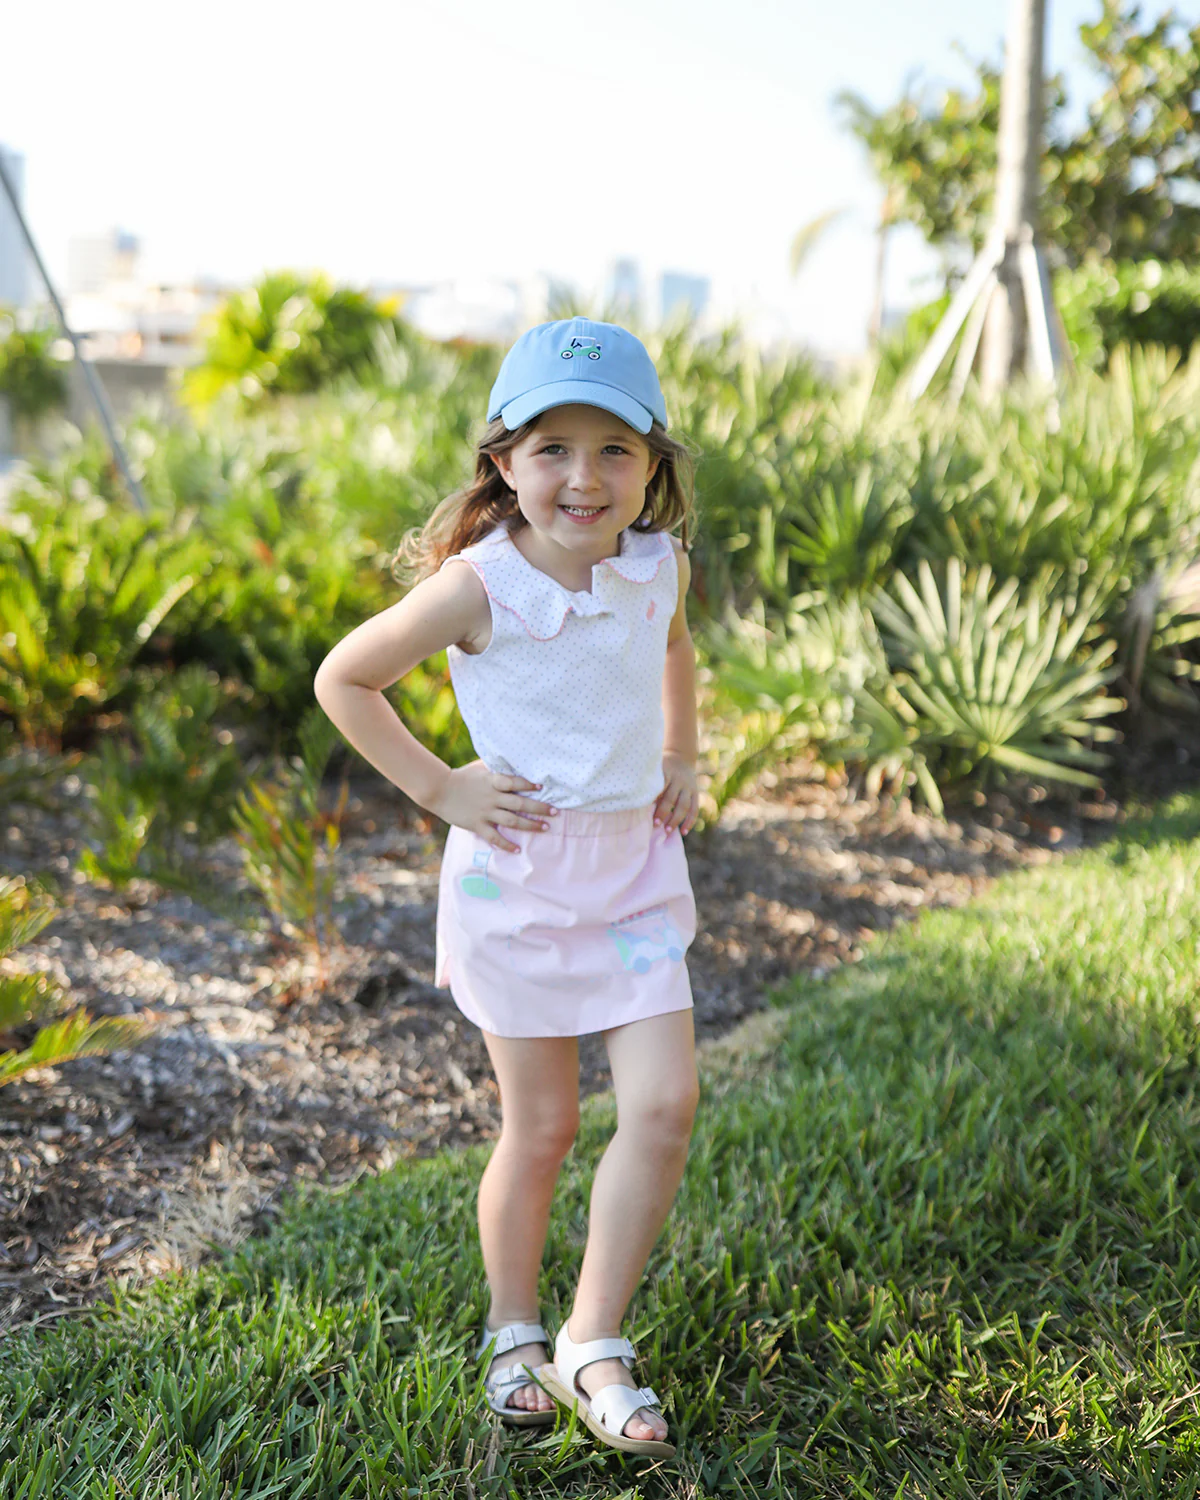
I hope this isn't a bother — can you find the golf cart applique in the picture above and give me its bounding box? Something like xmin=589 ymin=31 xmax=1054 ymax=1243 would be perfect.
xmin=607 ymin=904 xmax=685 ymax=973
xmin=561 ymin=337 xmax=602 ymax=360
xmin=460 ymin=848 xmax=502 ymax=900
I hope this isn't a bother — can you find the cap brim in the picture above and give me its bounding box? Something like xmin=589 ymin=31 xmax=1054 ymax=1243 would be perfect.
xmin=498 ymin=380 xmax=653 ymax=435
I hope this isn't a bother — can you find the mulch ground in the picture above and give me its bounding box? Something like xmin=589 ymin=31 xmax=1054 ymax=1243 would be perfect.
xmin=0 ymin=759 xmax=1148 ymax=1337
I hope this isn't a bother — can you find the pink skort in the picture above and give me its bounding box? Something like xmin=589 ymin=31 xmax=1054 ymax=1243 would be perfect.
xmin=434 ymin=802 xmax=696 ymax=1038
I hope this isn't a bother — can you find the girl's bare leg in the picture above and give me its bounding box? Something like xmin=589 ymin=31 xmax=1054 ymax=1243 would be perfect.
xmin=565 ymin=1008 xmax=699 ymax=1442
xmin=478 ymin=1030 xmax=580 ymax=1412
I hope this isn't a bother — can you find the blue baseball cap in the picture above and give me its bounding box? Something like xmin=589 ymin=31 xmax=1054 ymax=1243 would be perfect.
xmin=487 ymin=317 xmax=668 ymax=435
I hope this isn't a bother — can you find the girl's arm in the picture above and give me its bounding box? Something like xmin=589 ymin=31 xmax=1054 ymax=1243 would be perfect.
xmin=313 ymin=564 xmax=554 ymax=848
xmin=656 ymin=538 xmax=699 ymax=834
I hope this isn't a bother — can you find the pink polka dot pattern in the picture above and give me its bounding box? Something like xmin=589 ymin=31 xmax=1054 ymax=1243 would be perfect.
xmin=439 ymin=523 xmax=678 ymax=811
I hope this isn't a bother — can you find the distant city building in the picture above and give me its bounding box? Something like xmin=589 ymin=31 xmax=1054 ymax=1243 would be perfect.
xmin=67 ymin=228 xmax=140 ymax=297
xmin=112 ymin=285 xmax=222 ymax=361
xmin=0 ymin=144 xmax=29 ymax=309
xmin=660 ymin=270 xmax=710 ymax=325
xmin=603 ymin=257 xmax=644 ymax=321
xmin=60 ymin=269 xmax=231 ymax=365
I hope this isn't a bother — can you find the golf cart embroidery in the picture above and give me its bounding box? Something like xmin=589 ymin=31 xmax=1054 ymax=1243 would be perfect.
xmin=460 ymin=848 xmax=502 ymax=900
xmin=561 ymin=336 xmax=602 ymax=360
xmin=606 ymin=903 xmax=685 ymax=973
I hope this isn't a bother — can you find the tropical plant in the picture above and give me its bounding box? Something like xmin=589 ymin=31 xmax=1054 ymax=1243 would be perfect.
xmin=695 ymin=596 xmax=874 ymax=827
xmin=126 ymin=664 xmax=247 ymax=848
xmin=2 ymin=300 xmax=1197 ymax=829
xmin=0 ymin=724 xmax=81 ymax=815
xmin=1055 ymin=257 xmax=1200 ymax=370
xmin=782 ymin=460 xmax=915 ymax=596
xmin=0 ymin=875 xmax=152 ymax=1086
xmin=787 ymin=208 xmax=849 ymax=278
xmin=181 ymin=270 xmax=410 ymax=409
xmin=651 ymin=322 xmax=828 ymax=611
xmin=0 ymin=308 xmax=67 ymax=421
xmin=894 ymin=344 xmax=1200 ymax=627
xmin=1118 ymin=558 xmax=1200 ymax=714
xmin=76 ymin=744 xmax=159 ymax=891
xmin=0 ymin=498 xmax=203 ymax=748
xmin=77 ymin=664 xmax=249 ymax=894
xmin=867 ymin=559 xmax=1125 ymax=806
xmin=169 ymin=498 xmax=388 ymax=749
xmin=838 ymin=1 xmax=1200 ymax=282
xmin=231 ymin=706 xmax=348 ymax=970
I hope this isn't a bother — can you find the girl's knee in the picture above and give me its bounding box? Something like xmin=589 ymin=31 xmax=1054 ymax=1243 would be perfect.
xmin=628 ymin=1075 xmax=699 ymax=1144
xmin=503 ymin=1107 xmax=580 ymax=1165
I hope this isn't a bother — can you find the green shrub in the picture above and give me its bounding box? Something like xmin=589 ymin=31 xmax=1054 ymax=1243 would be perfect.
xmin=0 ymin=875 xmax=152 ymax=1086
xmin=231 ymin=706 xmax=347 ymax=962
xmin=4 ymin=314 xmax=1200 ymax=830
xmin=181 ymin=270 xmax=413 ymax=409
xmin=0 ymin=308 xmax=67 ymax=421
xmin=651 ymin=323 xmax=830 ymax=612
xmin=782 ymin=459 xmax=914 ymax=596
xmin=696 ymin=595 xmax=867 ymax=827
xmin=1056 ymin=257 xmax=1200 ymax=371
xmin=76 ymin=664 xmax=249 ymax=897
xmin=0 ymin=497 xmax=203 ymax=749
xmin=699 ymin=560 xmax=1127 ymax=816
xmin=865 ymin=558 xmax=1124 ymax=808
xmin=889 ymin=260 xmax=1200 ymax=381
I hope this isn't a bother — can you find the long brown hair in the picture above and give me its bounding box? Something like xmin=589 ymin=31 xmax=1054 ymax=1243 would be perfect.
xmin=392 ymin=412 xmax=697 ymax=588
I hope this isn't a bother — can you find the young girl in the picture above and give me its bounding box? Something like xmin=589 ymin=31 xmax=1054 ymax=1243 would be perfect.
xmin=314 ymin=317 xmax=700 ymax=1459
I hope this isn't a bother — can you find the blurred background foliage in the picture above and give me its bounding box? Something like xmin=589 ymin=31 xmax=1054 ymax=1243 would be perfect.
xmin=0 ymin=308 xmax=67 ymax=421
xmin=178 ymin=269 xmax=417 ymax=408
xmin=3 ymin=0 xmax=1200 ymax=1073
xmin=839 ymin=0 xmax=1200 ymax=274
xmin=3 ymin=315 xmax=1200 ymax=835
xmin=841 ymin=0 xmax=1200 ymax=374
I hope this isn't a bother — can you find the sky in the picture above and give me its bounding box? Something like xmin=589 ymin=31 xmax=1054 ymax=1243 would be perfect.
xmin=3 ymin=0 xmax=1125 ymax=356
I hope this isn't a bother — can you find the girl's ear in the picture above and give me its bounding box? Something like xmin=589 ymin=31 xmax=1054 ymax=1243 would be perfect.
xmin=490 ymin=452 xmax=517 ymax=491
xmin=646 ymin=454 xmax=661 ymax=486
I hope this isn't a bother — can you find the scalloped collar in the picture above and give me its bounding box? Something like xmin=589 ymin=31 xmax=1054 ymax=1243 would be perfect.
xmin=476 ymin=522 xmax=673 ymax=638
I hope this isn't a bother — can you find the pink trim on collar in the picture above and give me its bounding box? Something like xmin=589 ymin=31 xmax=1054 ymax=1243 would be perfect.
xmin=596 ymin=532 xmax=674 ymax=585
xmin=443 ymin=555 xmax=574 ymax=643
xmin=442 ymin=525 xmax=675 ymax=643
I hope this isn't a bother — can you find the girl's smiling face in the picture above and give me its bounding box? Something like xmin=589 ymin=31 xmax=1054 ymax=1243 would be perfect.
xmin=490 ymin=404 xmax=660 ymax=556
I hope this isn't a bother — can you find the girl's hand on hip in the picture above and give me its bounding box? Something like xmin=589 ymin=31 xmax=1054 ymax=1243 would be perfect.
xmin=431 ymin=760 xmax=556 ymax=852
xmin=654 ymin=752 xmax=699 ymax=835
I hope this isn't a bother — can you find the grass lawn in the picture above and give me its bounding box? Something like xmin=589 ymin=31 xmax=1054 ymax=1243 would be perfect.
xmin=4 ymin=795 xmax=1200 ymax=1497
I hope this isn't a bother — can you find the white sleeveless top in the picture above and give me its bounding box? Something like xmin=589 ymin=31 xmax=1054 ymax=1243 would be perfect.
xmin=440 ymin=521 xmax=679 ymax=811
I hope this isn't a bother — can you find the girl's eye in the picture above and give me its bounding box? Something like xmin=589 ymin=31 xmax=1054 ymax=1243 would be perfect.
xmin=536 ymin=444 xmax=631 ymax=456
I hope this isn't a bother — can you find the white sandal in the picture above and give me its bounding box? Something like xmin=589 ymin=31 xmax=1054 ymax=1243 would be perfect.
xmin=536 ymin=1320 xmax=675 ymax=1458
xmin=479 ymin=1319 xmax=557 ymax=1427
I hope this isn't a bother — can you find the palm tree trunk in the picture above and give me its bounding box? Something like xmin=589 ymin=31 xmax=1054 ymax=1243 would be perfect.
xmin=980 ymin=0 xmax=1046 ymax=397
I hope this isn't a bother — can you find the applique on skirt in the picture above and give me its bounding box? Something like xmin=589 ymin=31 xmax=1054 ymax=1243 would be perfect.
xmin=434 ymin=802 xmax=696 ymax=1037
